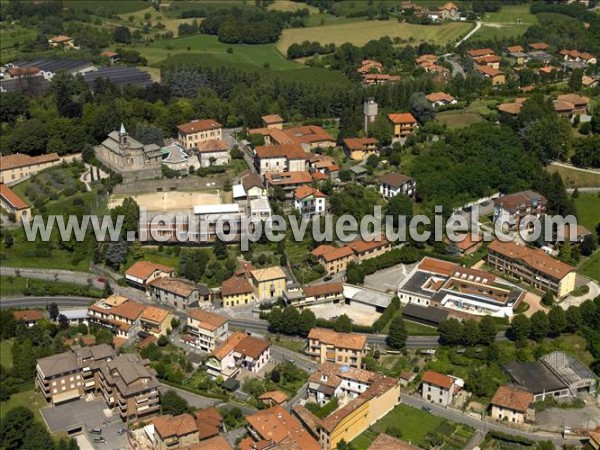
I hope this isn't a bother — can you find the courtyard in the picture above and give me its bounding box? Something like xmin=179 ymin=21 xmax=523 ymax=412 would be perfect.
xmin=364 ymin=263 xmax=418 ymax=293
xmin=308 ymin=303 xmax=379 ymax=326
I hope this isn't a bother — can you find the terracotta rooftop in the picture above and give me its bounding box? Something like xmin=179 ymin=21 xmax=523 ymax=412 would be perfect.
xmin=467 ymin=48 xmax=495 ymax=57
xmin=380 ymin=172 xmax=414 ymax=188
xmin=368 ymin=433 xmax=423 ymax=450
xmin=388 ymin=112 xmax=417 ymax=124
xmin=294 ymin=185 xmax=326 ymax=200
xmin=196 ymin=139 xmax=228 ymax=153
xmin=474 ymin=55 xmax=502 ymax=64
xmin=506 ymin=45 xmax=525 ymax=53
xmin=348 ymin=237 xmax=389 ymax=254
xmin=195 ymin=406 xmax=223 ymax=440
xmin=264 ymin=171 xmax=313 ymax=186
xmin=528 ymin=42 xmax=549 ymax=50
xmin=422 ymin=370 xmax=455 ymax=389
xmin=251 ymin=266 xmax=287 ymax=282
xmin=310 ymin=245 xmax=337 ymax=257
xmin=418 ymin=257 xmax=457 ymax=276
xmin=258 ymin=390 xmax=288 ymax=404
xmin=282 ymin=125 xmax=334 ymax=145
xmin=221 ymin=276 xmax=253 ymax=296
xmin=0 ymin=153 xmax=59 ymax=171
xmin=125 ymin=261 xmax=174 ymax=281
xmin=425 ymin=92 xmax=455 ymax=103
xmin=187 ymin=309 xmax=228 ymax=331
xmin=488 ymin=240 xmax=575 ymax=280
xmin=308 ymin=328 xmax=367 ymax=351
xmin=262 ymin=114 xmax=284 ymax=124
xmin=140 ymin=305 xmax=171 ymax=324
xmin=343 ymin=137 xmax=378 ymax=150
xmin=557 ymin=93 xmax=590 ymax=107
xmin=303 ymin=282 xmax=343 ymax=298
xmin=476 ymin=65 xmax=504 ymax=77
xmin=153 ymin=413 xmax=197 ymax=439
xmin=187 ymin=435 xmax=232 ymax=450
xmin=49 ymin=35 xmax=72 ymax=43
xmin=255 ymin=143 xmax=306 ymax=159
xmin=148 ymin=277 xmax=200 ymax=297
xmin=320 ymin=245 xmax=354 ymax=262
xmin=13 ymin=309 xmax=44 ymax=322
xmin=490 ymin=385 xmax=533 ymax=413
xmin=110 ymin=299 xmax=146 ymax=321
xmin=493 ymin=190 xmax=547 ymax=211
xmin=0 ymin=184 xmax=29 ymax=210
xmin=498 ymin=102 xmax=523 ymax=115
xmin=235 ymin=334 xmax=270 ymax=360
xmin=246 ymin=405 xmax=320 ymax=450
xmin=212 ymin=331 xmax=247 ymax=360
xmin=177 ymin=119 xmax=222 ymax=134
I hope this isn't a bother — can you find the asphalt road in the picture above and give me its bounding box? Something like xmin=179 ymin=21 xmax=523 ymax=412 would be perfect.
xmin=0 ymin=296 xmax=95 ymax=309
xmin=401 ymin=394 xmax=576 ymax=446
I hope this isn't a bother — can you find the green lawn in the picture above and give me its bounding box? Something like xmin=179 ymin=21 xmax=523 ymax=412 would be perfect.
xmin=574 ymin=193 xmax=600 ymax=238
xmin=277 ymin=20 xmax=472 ymax=53
xmin=0 ymin=276 xmax=103 ymax=298
xmin=579 ymin=250 xmax=600 ymax=283
xmin=404 ymin=319 xmax=440 ymax=336
xmin=547 ymin=165 xmax=600 ymax=189
xmin=0 ymin=26 xmax=37 ymax=64
xmin=0 ymin=340 xmax=13 ymax=369
xmin=481 ymin=4 xmax=538 ymax=24
xmin=436 ymin=111 xmax=484 ymax=129
xmin=63 ymin=0 xmax=149 ymax=14
xmin=0 ymin=389 xmax=46 ymax=424
xmin=473 ymin=23 xmax=531 ymax=40
xmin=352 ymin=403 xmax=474 ymax=449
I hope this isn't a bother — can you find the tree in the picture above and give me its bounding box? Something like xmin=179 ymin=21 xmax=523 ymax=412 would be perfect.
xmin=558 ymin=239 xmax=572 ymax=263
xmin=179 ymin=249 xmax=210 ymax=281
xmin=565 ymin=305 xmax=582 ymax=332
xmin=478 ymin=315 xmax=497 ymax=345
xmin=508 ymin=314 xmax=531 ymax=345
xmin=48 ymin=303 xmax=59 ymax=321
xmin=368 ymin=113 xmax=392 ymax=146
xmin=541 ymin=290 xmax=554 ymax=307
xmin=113 ymin=26 xmax=132 ymax=43
xmin=103 ymin=280 xmax=113 ymax=297
xmin=333 ymin=314 xmax=352 ymax=333
xmin=4 ymin=232 xmax=14 ymax=248
xmin=11 ymin=339 xmax=36 ymax=380
xmin=337 ymin=439 xmax=355 ymax=450
xmin=530 ymin=311 xmax=549 ymax=341
xmin=386 ymin=194 xmax=413 ymax=229
xmin=0 ymin=406 xmax=34 ymax=450
xmin=410 ymin=92 xmax=435 ymax=123
xmin=438 ymin=318 xmax=463 ymax=346
xmin=461 ymin=319 xmax=481 ymax=347
xmin=568 ymin=68 xmax=583 ymax=92
xmin=581 ymin=234 xmax=597 ymax=256
xmin=366 ymin=153 xmax=379 ymax=169
xmin=21 ymin=422 xmax=53 ymax=450
xmin=548 ymin=307 xmax=566 ymax=336
xmin=214 ymin=239 xmax=228 ymax=259
xmin=280 ymin=306 xmax=300 ymax=335
xmin=270 ymin=368 xmax=280 ymax=383
xmin=161 ymin=390 xmax=189 ymax=415
xmin=345 ymin=261 xmax=364 ymax=285
xmin=58 ymin=314 xmax=69 ymax=329
xmin=387 ymin=316 xmax=407 ymax=349
xmin=298 ymin=309 xmax=316 ymax=337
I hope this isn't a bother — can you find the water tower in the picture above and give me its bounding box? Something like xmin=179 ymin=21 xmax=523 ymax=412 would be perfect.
xmin=363 ymin=97 xmax=378 ymax=133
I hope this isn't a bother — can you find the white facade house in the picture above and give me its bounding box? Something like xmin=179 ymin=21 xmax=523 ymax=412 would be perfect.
xmin=185 ymin=310 xmax=229 ymax=353
xmin=379 ymin=172 xmax=416 ymax=199
xmin=293 ymin=186 xmax=326 ymax=218
xmin=421 ymin=370 xmax=463 ymax=406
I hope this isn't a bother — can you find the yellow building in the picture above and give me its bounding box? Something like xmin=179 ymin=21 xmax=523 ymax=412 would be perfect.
xmin=387 ymin=113 xmax=418 ymax=138
xmin=306 ymin=328 xmax=367 ymax=368
xmin=176 ymin=119 xmax=223 ymax=150
xmin=250 ymin=266 xmax=287 ymax=301
xmin=48 ymin=35 xmax=75 ymax=49
xmin=0 ymin=153 xmax=60 ymax=184
xmin=0 ymin=184 xmax=31 ymax=222
xmin=220 ymin=276 xmax=254 ymax=307
xmin=139 ymin=306 xmax=174 ymax=337
xmin=343 ymin=138 xmax=378 ymax=161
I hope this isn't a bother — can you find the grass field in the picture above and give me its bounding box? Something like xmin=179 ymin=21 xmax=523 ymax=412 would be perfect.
xmin=63 ymin=0 xmax=148 ymax=14
xmin=575 ymin=193 xmax=600 ymax=237
xmin=277 ymin=20 xmax=472 ymax=53
xmin=473 ymin=23 xmax=531 ymax=40
xmin=0 ymin=26 xmax=37 ymax=64
xmin=0 ymin=340 xmax=13 ymax=369
xmin=436 ymin=111 xmax=484 ymax=128
xmin=481 ymin=4 xmax=538 ymax=24
xmin=547 ymin=164 xmax=600 ymax=188
xmin=0 ymin=389 xmax=46 ymax=424
xmin=579 ymin=250 xmax=600 ymax=283
xmin=352 ymin=404 xmax=474 ymax=449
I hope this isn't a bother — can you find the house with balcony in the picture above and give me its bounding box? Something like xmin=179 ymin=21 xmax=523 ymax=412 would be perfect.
xmin=148 ymin=277 xmax=213 ymax=310
xmin=379 ymin=172 xmax=416 ymax=199
xmin=421 ymin=370 xmax=463 ymax=406
xmin=36 ymin=344 xmax=115 ymax=405
xmin=493 ymin=190 xmax=547 ymax=231
xmin=139 ymin=305 xmax=174 ymax=338
xmin=284 ymin=282 xmax=345 ymax=308
xmin=306 ymin=328 xmax=367 ymax=368
xmin=250 ymin=266 xmax=287 ymax=301
xmin=88 ymin=295 xmax=145 ymax=343
xmin=388 ymin=112 xmax=418 ymax=138
xmin=185 ymin=310 xmax=229 ymax=353
xmin=343 ymin=137 xmax=378 ymax=161
xmin=152 ymin=413 xmax=199 ymax=450
xmin=97 ymin=353 xmax=160 ymax=422
xmin=254 ymin=144 xmax=307 ymax=175
xmin=293 ymin=185 xmax=327 ymax=218
xmin=205 ymin=332 xmax=271 ymax=379
xmin=125 ymin=261 xmax=174 ymax=289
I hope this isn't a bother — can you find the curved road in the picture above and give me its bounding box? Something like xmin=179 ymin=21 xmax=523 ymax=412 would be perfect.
xmin=0 ymin=297 xmax=509 ymax=348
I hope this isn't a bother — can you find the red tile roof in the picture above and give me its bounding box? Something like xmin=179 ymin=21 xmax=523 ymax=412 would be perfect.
xmin=303 ymin=282 xmax=343 ymax=298
xmin=125 ymin=261 xmax=174 ymax=281
xmin=491 ymin=385 xmax=533 ymax=412
xmin=294 ymin=185 xmax=325 ymax=200
xmin=221 ymin=276 xmax=253 ymax=296
xmin=281 ymin=125 xmax=335 ymax=145
xmin=0 ymin=184 xmax=29 ymax=210
xmin=153 ymin=413 xmax=197 ymax=439
xmin=0 ymin=153 xmax=59 ymax=171
xmin=262 ymin=114 xmax=284 ymax=124
xmin=13 ymin=309 xmax=44 ymax=322
xmin=255 ymin=144 xmax=306 ymax=159
xmin=388 ymin=112 xmax=417 ymax=124
xmin=422 ymin=370 xmax=454 ymax=389
xmin=426 ymin=92 xmax=455 ymax=103
xmin=468 ymin=48 xmax=495 ymax=58
xmin=528 ymin=42 xmax=549 ymax=50
xmin=188 ymin=309 xmax=228 ymax=331
xmin=308 ymin=328 xmax=366 ymax=351
xmin=476 ymin=65 xmax=504 ymax=77
xmin=343 ymin=137 xmax=378 ymax=150
xmin=177 ymin=119 xmax=222 ymax=134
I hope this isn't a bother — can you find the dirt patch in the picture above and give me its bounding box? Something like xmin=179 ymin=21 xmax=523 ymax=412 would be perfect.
xmin=308 ymin=303 xmax=380 ymax=326
xmin=109 ymin=190 xmax=221 ymax=213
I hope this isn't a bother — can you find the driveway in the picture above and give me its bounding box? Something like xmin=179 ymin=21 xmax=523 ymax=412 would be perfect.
xmin=560 ymin=278 xmax=600 ymax=310
xmin=41 ymin=397 xmax=128 ymax=449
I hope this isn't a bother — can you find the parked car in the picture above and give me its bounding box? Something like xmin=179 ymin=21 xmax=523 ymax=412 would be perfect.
xmin=421 ymin=406 xmax=433 ymax=413
xmin=93 ymin=437 xmax=106 ymax=443
xmin=323 ymin=275 xmax=333 ymax=281
xmin=90 ymin=428 xmax=102 ymax=435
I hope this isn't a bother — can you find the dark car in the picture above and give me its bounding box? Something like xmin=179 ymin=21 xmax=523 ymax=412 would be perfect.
xmin=90 ymin=428 xmax=102 ymax=435
xmin=421 ymin=406 xmax=433 ymax=413
xmin=323 ymin=275 xmax=333 ymax=281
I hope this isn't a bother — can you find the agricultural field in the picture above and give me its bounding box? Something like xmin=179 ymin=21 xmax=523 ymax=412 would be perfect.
xmin=436 ymin=111 xmax=484 ymax=128
xmin=352 ymin=404 xmax=474 ymax=450
xmin=473 ymin=4 xmax=538 ymax=41
xmin=575 ymin=193 xmax=600 ymax=238
xmin=473 ymin=23 xmax=531 ymax=41
xmin=580 ymin=250 xmax=600 ymax=283
xmin=277 ymin=20 xmax=473 ymax=53
xmin=546 ymin=164 xmax=600 ymax=188
xmin=0 ymin=339 xmax=13 ymax=369
xmin=63 ymin=0 xmax=149 ymax=14
xmin=0 ymin=26 xmax=36 ymax=64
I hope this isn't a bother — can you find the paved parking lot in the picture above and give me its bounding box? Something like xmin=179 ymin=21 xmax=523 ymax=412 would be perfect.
xmin=309 ymin=303 xmax=377 ymax=326
xmin=364 ymin=263 xmax=417 ymax=293
xmin=41 ymin=397 xmax=128 ymax=449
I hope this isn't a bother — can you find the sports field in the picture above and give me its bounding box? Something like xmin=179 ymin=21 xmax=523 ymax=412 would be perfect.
xmin=277 ymin=20 xmax=472 ymax=53
xmin=109 ymin=190 xmax=223 ymax=213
